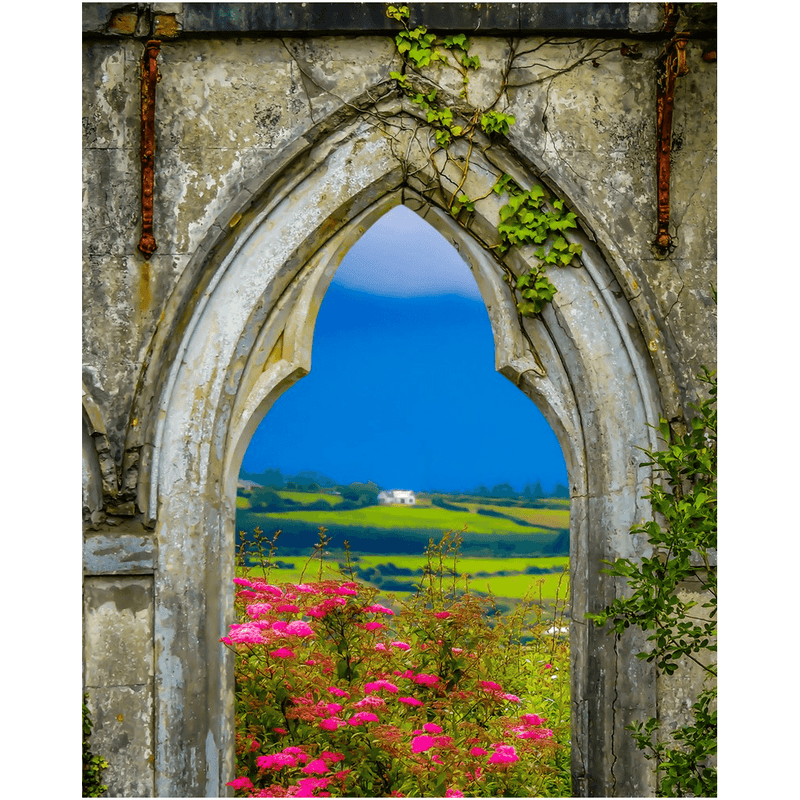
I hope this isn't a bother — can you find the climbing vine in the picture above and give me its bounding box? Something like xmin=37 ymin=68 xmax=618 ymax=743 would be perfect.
xmin=586 ymin=368 xmax=717 ymax=796
xmin=386 ymin=4 xmax=583 ymax=318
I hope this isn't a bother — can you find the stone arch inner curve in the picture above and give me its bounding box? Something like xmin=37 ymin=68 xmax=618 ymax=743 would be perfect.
xmin=149 ymin=112 xmax=663 ymax=796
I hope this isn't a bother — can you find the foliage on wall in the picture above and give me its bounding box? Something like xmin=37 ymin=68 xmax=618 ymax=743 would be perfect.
xmin=587 ymin=369 xmax=717 ymax=797
xmin=83 ymin=694 xmax=110 ymax=797
xmin=385 ymin=4 xmax=587 ymax=318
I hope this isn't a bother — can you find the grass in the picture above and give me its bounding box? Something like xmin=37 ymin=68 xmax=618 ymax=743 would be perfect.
xmin=354 ymin=554 xmax=568 ymax=574
xmin=463 ymin=502 xmax=569 ymax=529
xmin=277 ymin=490 xmax=344 ymax=506
xmin=238 ymin=553 xmax=570 ymax=606
xmin=258 ymin=505 xmax=552 ymax=535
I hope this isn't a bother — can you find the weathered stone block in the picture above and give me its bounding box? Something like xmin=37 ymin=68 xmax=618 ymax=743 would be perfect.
xmin=85 ymin=684 xmax=155 ymax=798
xmin=84 ymin=576 xmax=154 ymax=687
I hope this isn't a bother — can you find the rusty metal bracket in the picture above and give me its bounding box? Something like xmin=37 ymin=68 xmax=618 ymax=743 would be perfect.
xmin=654 ymin=31 xmax=689 ymax=253
xmin=138 ymin=40 xmax=161 ymax=258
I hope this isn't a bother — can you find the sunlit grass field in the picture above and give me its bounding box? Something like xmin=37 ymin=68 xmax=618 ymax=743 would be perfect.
xmin=354 ymin=554 xmax=569 ymax=572
xmin=238 ymin=554 xmax=569 ymax=606
xmin=463 ymin=502 xmax=569 ymax=529
xmin=236 ymin=489 xmax=570 ymax=608
xmin=259 ymin=505 xmax=550 ymax=535
xmin=277 ymin=490 xmax=344 ymax=506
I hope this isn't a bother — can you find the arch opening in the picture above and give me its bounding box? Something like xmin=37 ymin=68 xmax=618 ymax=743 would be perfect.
xmin=231 ymin=199 xmax=575 ymax=793
xmin=148 ymin=116 xmax=663 ymax=796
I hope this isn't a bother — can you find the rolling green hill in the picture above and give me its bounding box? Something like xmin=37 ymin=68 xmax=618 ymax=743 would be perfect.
xmin=236 ymin=484 xmax=570 ymax=608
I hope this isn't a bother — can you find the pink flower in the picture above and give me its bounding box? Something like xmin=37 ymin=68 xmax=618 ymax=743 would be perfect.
xmin=321 ymin=751 xmax=345 ymax=765
xmin=354 ymin=695 xmax=386 ymax=709
xmin=246 ymin=602 xmax=273 ymax=617
xmin=502 ymin=693 xmax=522 ymax=703
xmin=336 ymin=585 xmax=359 ymax=596
xmin=423 ymin=722 xmax=442 ymax=734
xmin=469 ymin=746 xmax=487 ymax=756
xmin=328 ymin=687 xmax=350 ymax=698
xmin=296 ymin=777 xmax=330 ymax=794
xmin=479 ymin=680 xmax=503 ymax=692
xmin=488 ymin=745 xmax=518 ymax=765
xmin=364 ymin=680 xmax=398 ymax=694
xmin=226 ymin=776 xmax=254 ymax=790
xmin=302 ymin=758 xmax=329 ymax=775
xmin=227 ymin=624 xmax=266 ymax=645
xmin=282 ymin=747 xmax=309 ymax=762
xmin=374 ymin=643 xmax=388 ymax=651
xmin=411 ymin=734 xmax=436 ymax=753
xmin=434 ymin=735 xmax=453 ymax=747
xmin=233 ymin=577 xmax=253 ymax=587
xmin=276 ymin=603 xmax=300 ymax=613
xmin=517 ymin=728 xmax=554 ymax=740
xmin=357 ymin=621 xmax=387 ymax=631
xmin=324 ymin=702 xmax=344 ymax=714
xmin=270 ymin=647 xmax=295 ymax=659
xmin=398 ymin=696 xmax=423 ymax=707
xmin=390 ymin=641 xmax=411 ymax=650
xmin=293 ymin=583 xmax=320 ymax=594
xmin=251 ymin=583 xmax=284 ymax=597
xmin=285 ymin=620 xmax=315 ymax=637
xmin=435 ymin=612 xmax=451 ymax=619
xmin=544 ymin=663 xmax=553 ymax=669
xmin=348 ymin=711 xmax=379 ymax=725
xmin=364 ymin=604 xmax=394 ymax=615
xmin=256 ymin=753 xmax=297 ymax=770
xmin=412 ymin=673 xmax=439 ymax=686
xmin=520 ymin=713 xmax=545 ymax=726
xmin=319 ymin=717 xmax=343 ymax=731
xmin=445 ymin=789 xmax=464 ymax=797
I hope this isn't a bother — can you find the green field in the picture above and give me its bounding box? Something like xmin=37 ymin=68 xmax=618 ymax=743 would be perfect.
xmin=261 ymin=505 xmax=549 ymax=535
xmin=237 ymin=490 xmax=344 ymax=509
xmin=236 ymin=486 xmax=570 ymax=608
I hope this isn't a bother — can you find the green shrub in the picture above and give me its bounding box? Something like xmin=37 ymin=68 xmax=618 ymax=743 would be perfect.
xmin=587 ymin=369 xmax=716 ymax=797
xmin=224 ymin=529 xmax=571 ymax=797
xmin=83 ymin=694 xmax=109 ymax=797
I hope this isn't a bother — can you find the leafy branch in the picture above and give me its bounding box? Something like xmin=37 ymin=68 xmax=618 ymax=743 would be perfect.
xmin=587 ymin=368 xmax=717 ymax=796
xmin=386 ymin=5 xmax=583 ymax=318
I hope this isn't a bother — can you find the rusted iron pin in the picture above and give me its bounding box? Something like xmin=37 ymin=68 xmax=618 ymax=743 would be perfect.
xmin=138 ymin=40 xmax=161 ymax=258
xmin=654 ymin=34 xmax=689 ymax=252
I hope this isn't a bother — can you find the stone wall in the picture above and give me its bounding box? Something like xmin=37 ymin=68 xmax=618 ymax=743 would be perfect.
xmin=82 ymin=4 xmax=716 ymax=796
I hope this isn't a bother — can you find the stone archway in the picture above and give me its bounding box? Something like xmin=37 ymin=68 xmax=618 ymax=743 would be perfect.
xmin=143 ymin=110 xmax=663 ymax=797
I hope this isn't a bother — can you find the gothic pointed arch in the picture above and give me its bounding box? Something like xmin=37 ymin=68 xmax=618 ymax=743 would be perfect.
xmin=138 ymin=106 xmax=663 ymax=796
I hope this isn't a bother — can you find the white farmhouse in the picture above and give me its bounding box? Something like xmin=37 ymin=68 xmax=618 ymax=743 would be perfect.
xmin=378 ymin=489 xmax=417 ymax=506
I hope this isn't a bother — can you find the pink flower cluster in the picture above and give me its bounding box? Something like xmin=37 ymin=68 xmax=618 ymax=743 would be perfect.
xmin=224 ymin=574 xmax=565 ymax=798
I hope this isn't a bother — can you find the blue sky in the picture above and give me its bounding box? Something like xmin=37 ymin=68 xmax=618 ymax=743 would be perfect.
xmin=241 ymin=205 xmax=568 ymax=493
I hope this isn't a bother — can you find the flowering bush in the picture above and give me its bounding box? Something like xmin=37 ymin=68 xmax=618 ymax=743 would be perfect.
xmin=223 ymin=531 xmax=570 ymax=797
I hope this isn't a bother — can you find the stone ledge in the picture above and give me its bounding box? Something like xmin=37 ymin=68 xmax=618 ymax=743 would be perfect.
xmin=83 ymin=3 xmax=669 ymax=37
xmin=84 ymin=533 xmax=157 ymax=575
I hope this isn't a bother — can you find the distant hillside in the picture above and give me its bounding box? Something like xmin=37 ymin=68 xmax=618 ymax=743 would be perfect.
xmin=239 ymin=467 xmax=569 ymax=500
xmin=235 ymin=485 xmax=569 ymax=559
xmin=239 ymin=468 xmax=343 ymax=490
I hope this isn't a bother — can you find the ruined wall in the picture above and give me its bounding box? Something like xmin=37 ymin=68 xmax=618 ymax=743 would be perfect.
xmin=82 ymin=4 xmax=716 ymax=796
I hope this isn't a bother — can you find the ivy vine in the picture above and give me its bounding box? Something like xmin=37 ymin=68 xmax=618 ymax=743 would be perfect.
xmin=586 ymin=368 xmax=717 ymax=796
xmin=386 ymin=4 xmax=583 ymax=318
